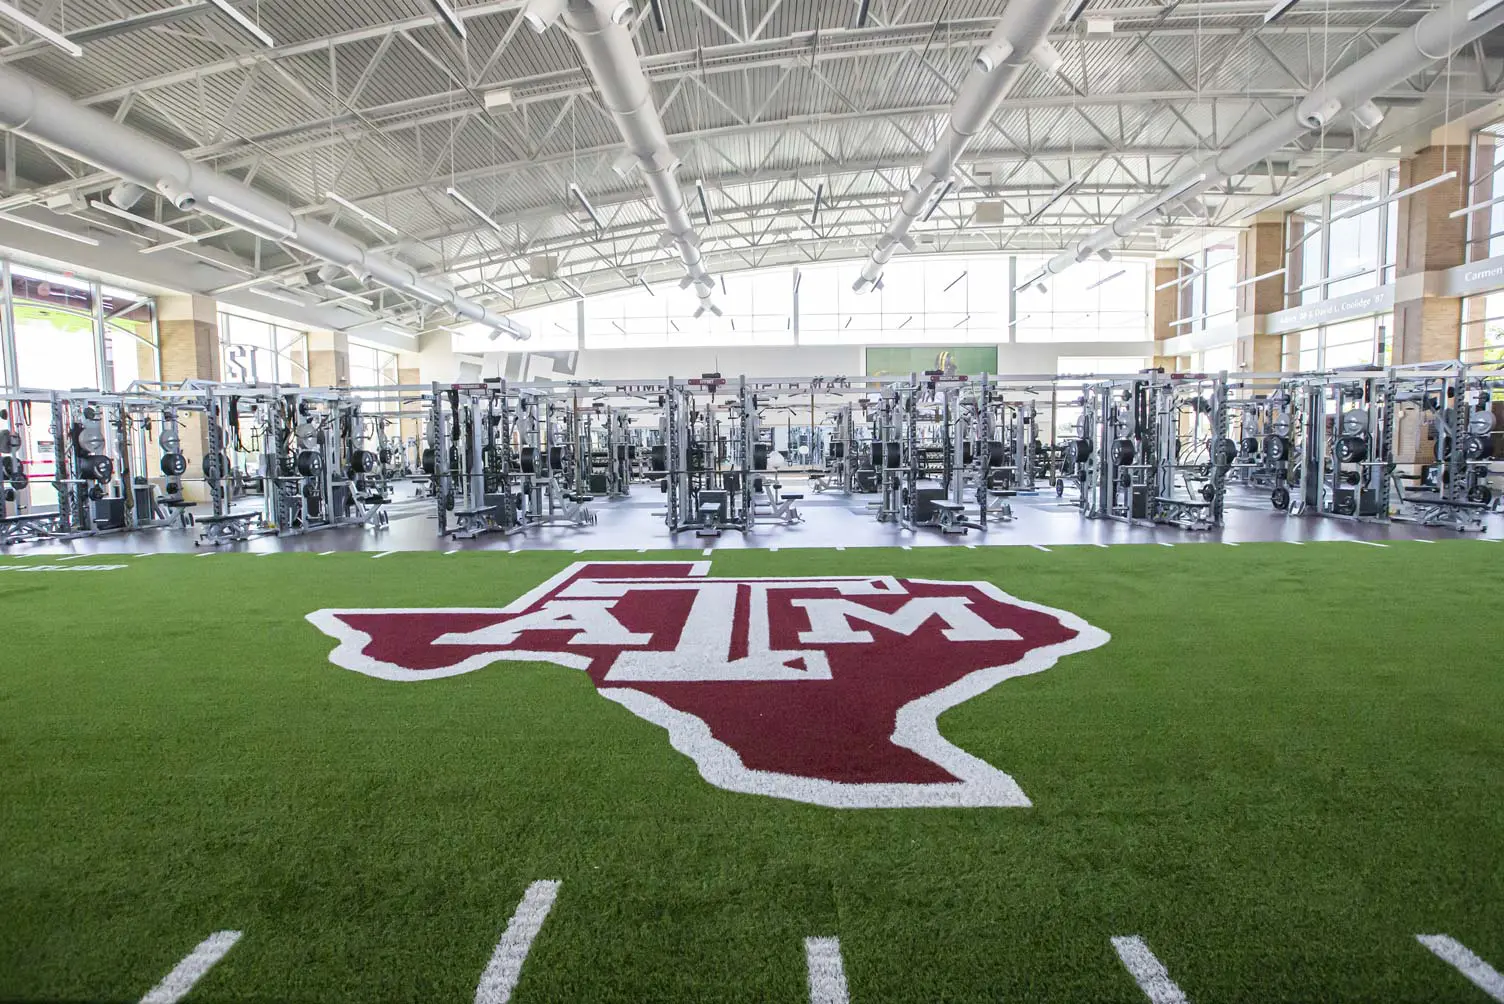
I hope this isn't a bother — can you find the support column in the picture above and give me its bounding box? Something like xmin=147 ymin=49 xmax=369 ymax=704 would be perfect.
xmin=157 ymin=294 xmax=220 ymax=501
xmin=1236 ymin=215 xmax=1285 ymax=371
xmin=1151 ymin=258 xmax=1180 ymax=371
xmin=307 ymin=329 xmax=350 ymax=387
xmin=1394 ymin=145 xmax=1469 ymax=363
xmin=397 ymin=354 xmax=421 ymax=457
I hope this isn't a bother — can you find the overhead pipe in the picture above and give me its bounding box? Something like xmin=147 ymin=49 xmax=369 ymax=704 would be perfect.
xmin=525 ymin=0 xmax=722 ymax=317
xmin=0 ymin=64 xmax=529 ymax=341
xmin=1039 ymin=0 xmax=1504 ymax=284
xmin=852 ymin=0 xmax=1071 ymax=293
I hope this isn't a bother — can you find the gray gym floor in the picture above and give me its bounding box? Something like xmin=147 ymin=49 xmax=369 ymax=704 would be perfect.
xmin=5 ymin=480 xmax=1501 ymax=555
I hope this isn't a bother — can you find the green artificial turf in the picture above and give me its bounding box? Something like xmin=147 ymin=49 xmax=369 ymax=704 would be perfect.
xmin=2 ymin=542 xmax=1502 ymax=1003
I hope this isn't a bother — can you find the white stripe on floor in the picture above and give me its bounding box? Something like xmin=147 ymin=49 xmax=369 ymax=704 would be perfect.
xmin=56 ymin=554 xmax=87 ymax=561
xmin=445 ymin=549 xmax=459 ymax=555
xmin=1225 ymin=542 xmax=1239 ymax=547
xmin=1417 ymin=934 xmax=1504 ymax=1002
xmin=1159 ymin=542 xmax=1174 ymax=548
xmin=1111 ymin=935 xmax=1189 ymax=1004
xmin=372 ymin=550 xmax=396 ymax=558
xmin=1286 ymin=541 xmax=1304 ymax=545
xmin=196 ymin=550 xmax=217 ymax=557
xmin=702 ymin=547 xmax=713 ymax=556
xmin=1031 ymin=544 xmax=1051 ymax=553
xmin=1094 ymin=543 xmax=1110 ymax=548
xmin=835 ymin=546 xmax=845 ymax=551
xmin=636 ymin=547 xmax=647 ymax=553
xmin=769 ymin=546 xmax=779 ymax=553
xmin=805 ymin=936 xmax=850 ymax=1004
xmin=138 ymin=930 xmax=242 ymax=1004
xmin=573 ymin=548 xmax=585 ymax=554
xmin=1353 ymin=540 xmax=1389 ymax=548
xmin=901 ymin=545 xmax=911 ymax=551
xmin=474 ymin=880 xmax=561 ymax=1004
xmin=966 ymin=544 xmax=977 ymax=549
xmin=1414 ymin=538 xmax=1435 ymax=543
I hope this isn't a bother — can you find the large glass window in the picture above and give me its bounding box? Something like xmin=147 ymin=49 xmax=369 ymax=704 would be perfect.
xmin=1014 ymin=258 xmax=1148 ymax=342
xmin=1284 ymin=173 xmax=1397 ymax=306
xmin=1169 ymin=240 xmax=1236 ymax=334
xmin=219 ymin=310 xmax=309 ymax=385
xmin=11 ymin=264 xmax=100 ymax=390
xmin=1462 ymin=291 xmax=1504 ymax=364
xmin=1465 ymin=124 xmax=1504 ymax=263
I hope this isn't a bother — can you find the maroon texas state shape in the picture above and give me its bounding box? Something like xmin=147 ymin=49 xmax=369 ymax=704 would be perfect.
xmin=307 ymin=561 xmax=1109 ymax=809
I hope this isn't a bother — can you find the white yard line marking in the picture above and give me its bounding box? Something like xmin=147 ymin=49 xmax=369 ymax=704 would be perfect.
xmin=636 ymin=547 xmax=648 ymax=553
xmin=1111 ymin=935 xmax=1190 ymax=1004
xmin=445 ymin=549 xmax=460 ymax=555
xmin=702 ymin=547 xmax=713 ymax=556
xmin=966 ymin=544 xmax=977 ymax=549
xmin=805 ymin=936 xmax=850 ymax=1004
xmin=196 ymin=551 xmax=217 ymax=557
xmin=1224 ymin=542 xmax=1239 ymax=547
xmin=1030 ymin=544 xmax=1051 ymax=553
xmin=55 ymin=554 xmax=87 ymax=561
xmin=139 ymin=930 xmax=242 ymax=1004
xmin=1094 ymin=543 xmax=1110 ymax=548
xmin=135 ymin=552 xmax=155 ymax=558
xmin=769 ymin=546 xmax=779 ymax=553
xmin=318 ymin=550 xmax=336 ymax=556
xmin=1414 ymin=538 xmax=1435 ymax=543
xmin=474 ymin=880 xmax=561 ymax=1004
xmin=1286 ymin=540 xmax=1304 ymax=545
xmin=1418 ymin=934 xmax=1504 ymax=1002
xmin=1159 ymin=542 xmax=1174 ymax=548
xmin=372 ymin=550 xmax=397 ymax=559
xmin=835 ymin=546 xmax=845 ymax=551
xmin=1353 ymin=540 xmax=1389 ymax=548
xmin=901 ymin=545 xmax=911 ymax=551
xmin=573 ymin=548 xmax=585 ymax=554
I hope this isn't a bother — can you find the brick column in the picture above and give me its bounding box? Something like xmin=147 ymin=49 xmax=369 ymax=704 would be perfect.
xmin=307 ymin=329 xmax=349 ymax=387
xmin=1237 ymin=216 xmax=1285 ymax=371
xmin=1152 ymin=258 xmax=1180 ymax=370
xmin=1394 ymin=145 xmax=1469 ymax=363
xmin=157 ymin=294 xmax=220 ymax=501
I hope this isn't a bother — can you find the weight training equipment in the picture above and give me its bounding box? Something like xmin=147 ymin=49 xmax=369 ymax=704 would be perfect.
xmin=1464 ymin=433 xmax=1493 ymax=460
xmin=73 ymin=421 xmax=105 ymax=454
xmin=1270 ymin=414 xmax=1293 ymax=437
xmin=78 ymin=453 xmax=113 ymax=482
xmin=1265 ymin=435 xmax=1289 ymax=462
xmin=0 ymin=428 xmax=16 ymax=453
xmin=3 ymin=487 xmax=11 ymax=503
xmin=1339 ymin=408 xmax=1368 ymax=437
xmin=1469 ymin=483 xmax=1493 ymax=504
xmin=1271 ymin=486 xmax=1290 ymax=510
xmin=421 ymin=447 xmax=436 ymax=475
xmin=1468 ymin=410 xmax=1496 ymax=436
xmin=158 ymin=429 xmax=180 ymax=452
xmin=351 ymin=450 xmax=377 ymax=475
xmin=202 ymin=452 xmax=229 ymax=480
xmin=379 ymin=447 xmax=394 ymax=466
xmin=1112 ymin=438 xmax=1135 ymax=465
xmin=0 ymin=455 xmax=14 ymax=478
xmin=1200 ymin=482 xmax=1217 ymax=502
xmin=88 ymin=485 xmax=104 ymax=501
xmin=753 ymin=442 xmax=770 ymax=470
xmin=295 ymin=450 xmax=323 ymax=477
xmin=10 ymin=469 xmax=29 ymax=491
xmin=1240 ymin=436 xmax=1259 ymax=456
xmin=1213 ymin=438 xmax=1238 ymax=466
xmin=160 ymin=452 xmax=187 ymax=476
xmin=1335 ymin=435 xmax=1367 ymax=464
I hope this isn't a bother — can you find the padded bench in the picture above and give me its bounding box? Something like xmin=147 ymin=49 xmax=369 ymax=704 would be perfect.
xmin=929 ymin=499 xmax=969 ymax=534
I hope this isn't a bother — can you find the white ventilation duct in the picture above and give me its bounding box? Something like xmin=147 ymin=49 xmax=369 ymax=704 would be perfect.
xmin=1039 ymin=0 xmax=1504 ymax=284
xmin=526 ymin=0 xmax=722 ymax=317
xmin=0 ymin=65 xmax=529 ymax=341
xmin=852 ymin=0 xmax=1071 ymax=293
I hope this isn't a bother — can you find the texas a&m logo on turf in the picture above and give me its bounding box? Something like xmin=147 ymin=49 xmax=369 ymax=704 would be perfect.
xmin=306 ymin=562 xmax=1108 ymax=809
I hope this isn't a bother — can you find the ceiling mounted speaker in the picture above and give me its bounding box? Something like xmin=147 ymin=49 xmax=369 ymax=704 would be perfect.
xmin=529 ymin=255 xmax=559 ymax=280
xmin=973 ymin=201 xmax=1006 ymax=225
